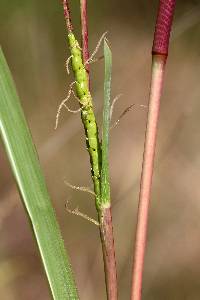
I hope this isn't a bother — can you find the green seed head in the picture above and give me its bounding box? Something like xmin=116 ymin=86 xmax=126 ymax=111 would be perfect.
xmin=76 ymin=68 xmax=87 ymax=84
xmin=71 ymin=56 xmax=83 ymax=72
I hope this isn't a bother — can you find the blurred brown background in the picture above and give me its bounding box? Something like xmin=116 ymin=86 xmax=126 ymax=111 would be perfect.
xmin=1 ymin=0 xmax=200 ymax=299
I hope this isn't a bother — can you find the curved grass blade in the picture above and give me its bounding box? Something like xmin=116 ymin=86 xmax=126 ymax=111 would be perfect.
xmin=0 ymin=47 xmax=79 ymax=300
xmin=101 ymin=39 xmax=112 ymax=205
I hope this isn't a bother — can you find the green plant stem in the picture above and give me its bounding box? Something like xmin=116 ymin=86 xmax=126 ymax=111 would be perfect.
xmin=62 ymin=2 xmax=117 ymax=298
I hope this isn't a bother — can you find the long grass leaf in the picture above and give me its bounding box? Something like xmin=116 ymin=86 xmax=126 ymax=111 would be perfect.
xmin=101 ymin=39 xmax=112 ymax=205
xmin=0 ymin=47 xmax=79 ymax=300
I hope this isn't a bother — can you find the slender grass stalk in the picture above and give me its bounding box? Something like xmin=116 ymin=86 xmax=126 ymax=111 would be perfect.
xmin=62 ymin=1 xmax=117 ymax=298
xmin=80 ymin=0 xmax=89 ymax=78
xmin=0 ymin=48 xmax=79 ymax=300
xmin=130 ymin=1 xmax=176 ymax=300
xmin=131 ymin=55 xmax=165 ymax=300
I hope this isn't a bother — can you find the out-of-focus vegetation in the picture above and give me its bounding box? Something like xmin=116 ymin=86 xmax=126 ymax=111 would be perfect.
xmin=0 ymin=0 xmax=200 ymax=299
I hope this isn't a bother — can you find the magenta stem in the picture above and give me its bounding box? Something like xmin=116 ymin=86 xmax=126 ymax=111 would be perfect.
xmin=152 ymin=0 xmax=176 ymax=56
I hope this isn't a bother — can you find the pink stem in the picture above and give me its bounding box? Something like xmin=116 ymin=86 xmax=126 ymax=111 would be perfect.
xmin=130 ymin=1 xmax=176 ymax=299
xmin=131 ymin=55 xmax=166 ymax=300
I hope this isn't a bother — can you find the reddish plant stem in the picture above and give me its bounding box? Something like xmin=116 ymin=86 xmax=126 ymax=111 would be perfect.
xmin=152 ymin=0 xmax=176 ymax=56
xmin=99 ymin=207 xmax=118 ymax=300
xmin=80 ymin=0 xmax=90 ymax=80
xmin=80 ymin=2 xmax=118 ymax=293
xmin=130 ymin=1 xmax=176 ymax=300
xmin=131 ymin=55 xmax=166 ymax=300
xmin=63 ymin=0 xmax=73 ymax=32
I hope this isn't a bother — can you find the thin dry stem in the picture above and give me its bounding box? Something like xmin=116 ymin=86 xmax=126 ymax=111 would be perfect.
xmin=110 ymin=94 xmax=123 ymax=120
xmin=85 ymin=32 xmax=108 ymax=65
xmin=55 ymin=81 xmax=78 ymax=129
xmin=110 ymin=103 xmax=146 ymax=130
xmin=66 ymin=55 xmax=73 ymax=74
xmin=110 ymin=104 xmax=135 ymax=129
xmin=64 ymin=180 xmax=96 ymax=196
xmin=99 ymin=206 xmax=118 ymax=300
xmin=66 ymin=200 xmax=99 ymax=226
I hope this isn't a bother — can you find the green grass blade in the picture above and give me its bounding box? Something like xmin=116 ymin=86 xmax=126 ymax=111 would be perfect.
xmin=0 ymin=47 xmax=79 ymax=300
xmin=101 ymin=39 xmax=112 ymax=206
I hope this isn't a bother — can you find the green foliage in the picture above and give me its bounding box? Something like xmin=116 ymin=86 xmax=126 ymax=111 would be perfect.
xmin=0 ymin=47 xmax=79 ymax=300
xmin=68 ymin=32 xmax=102 ymax=208
xmin=67 ymin=33 xmax=113 ymax=210
xmin=101 ymin=40 xmax=112 ymax=206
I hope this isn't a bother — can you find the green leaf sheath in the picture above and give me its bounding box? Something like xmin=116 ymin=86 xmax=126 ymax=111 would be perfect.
xmin=101 ymin=40 xmax=112 ymax=206
xmin=68 ymin=33 xmax=101 ymax=208
xmin=0 ymin=48 xmax=79 ymax=300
